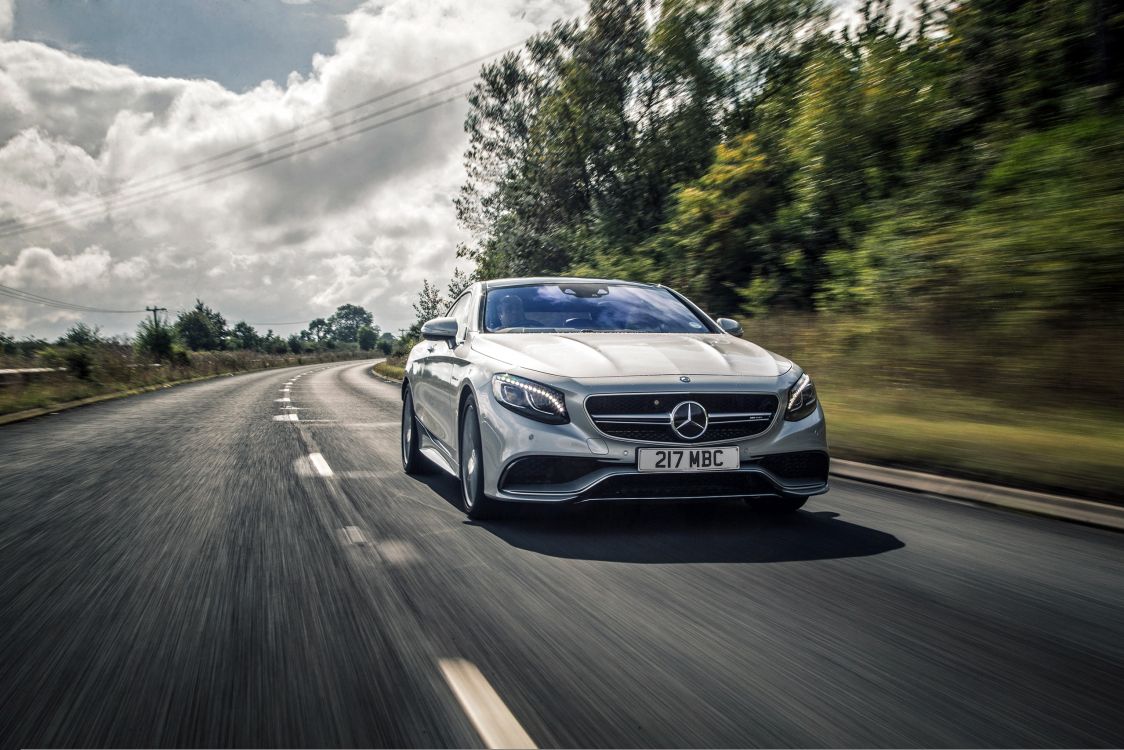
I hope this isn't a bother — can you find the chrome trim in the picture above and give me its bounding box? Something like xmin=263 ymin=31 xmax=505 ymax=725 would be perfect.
xmin=582 ymin=391 xmax=782 ymax=446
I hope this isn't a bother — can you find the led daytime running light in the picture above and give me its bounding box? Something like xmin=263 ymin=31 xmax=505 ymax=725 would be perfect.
xmin=788 ymin=373 xmax=811 ymax=410
xmin=492 ymin=373 xmax=570 ymax=424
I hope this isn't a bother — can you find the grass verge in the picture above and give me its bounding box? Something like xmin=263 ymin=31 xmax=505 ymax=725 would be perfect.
xmin=821 ymin=385 xmax=1123 ymax=503
xmin=372 ymin=355 xmax=406 ymax=382
xmin=366 ymin=353 xmax=1121 ymax=502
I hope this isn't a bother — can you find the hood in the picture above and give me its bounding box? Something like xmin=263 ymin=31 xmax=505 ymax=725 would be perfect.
xmin=471 ymin=332 xmax=789 ymax=379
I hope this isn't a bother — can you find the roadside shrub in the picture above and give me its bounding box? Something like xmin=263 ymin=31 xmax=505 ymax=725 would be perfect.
xmin=135 ymin=319 xmax=177 ymax=361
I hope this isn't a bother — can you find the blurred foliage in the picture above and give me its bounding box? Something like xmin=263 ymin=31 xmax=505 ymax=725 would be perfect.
xmin=457 ymin=0 xmax=1124 ymax=411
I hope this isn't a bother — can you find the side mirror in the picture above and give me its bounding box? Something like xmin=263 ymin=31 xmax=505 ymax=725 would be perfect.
xmin=421 ymin=317 xmax=459 ymax=342
xmin=716 ymin=317 xmax=743 ymax=337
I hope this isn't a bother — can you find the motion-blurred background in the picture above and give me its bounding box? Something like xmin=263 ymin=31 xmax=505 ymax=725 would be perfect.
xmin=452 ymin=0 xmax=1124 ymax=501
xmin=3 ymin=0 xmax=1121 ymax=501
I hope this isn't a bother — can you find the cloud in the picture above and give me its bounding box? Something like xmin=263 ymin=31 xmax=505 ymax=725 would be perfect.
xmin=0 ymin=0 xmax=584 ymax=338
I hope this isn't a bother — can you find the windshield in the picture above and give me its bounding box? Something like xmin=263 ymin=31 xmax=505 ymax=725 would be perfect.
xmin=482 ymin=283 xmax=714 ymax=334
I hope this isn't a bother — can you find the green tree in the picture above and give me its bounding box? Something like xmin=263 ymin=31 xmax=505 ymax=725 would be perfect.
xmin=412 ymin=280 xmax=445 ymax=326
xmin=307 ymin=318 xmax=330 ymax=341
xmin=447 ymin=268 xmax=471 ymax=299
xmin=175 ymin=300 xmax=227 ymax=351
xmin=230 ymin=321 xmax=261 ymax=351
xmin=357 ymin=325 xmax=378 ymax=351
xmin=57 ymin=322 xmax=102 ymax=347
xmin=135 ymin=317 xmax=177 ymax=361
xmin=326 ymin=304 xmax=373 ymax=343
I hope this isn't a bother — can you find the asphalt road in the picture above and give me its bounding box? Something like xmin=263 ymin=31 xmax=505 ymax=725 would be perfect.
xmin=1 ymin=359 xmax=1122 ymax=748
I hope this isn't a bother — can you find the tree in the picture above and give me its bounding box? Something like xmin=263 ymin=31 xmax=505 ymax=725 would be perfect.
xmin=135 ymin=317 xmax=177 ymax=361
xmin=326 ymin=304 xmax=373 ymax=343
xmin=357 ymin=325 xmax=378 ymax=351
xmin=447 ymin=267 xmax=471 ymax=299
xmin=230 ymin=321 xmax=261 ymax=351
xmin=412 ymin=279 xmax=445 ymax=326
xmin=287 ymin=334 xmax=304 ymax=354
xmin=175 ymin=300 xmax=227 ymax=351
xmin=307 ymin=318 xmax=330 ymax=341
xmin=57 ymin=322 xmax=102 ymax=347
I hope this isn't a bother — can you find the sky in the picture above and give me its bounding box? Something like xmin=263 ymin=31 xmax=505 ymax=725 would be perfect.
xmin=0 ymin=0 xmax=895 ymax=341
xmin=0 ymin=0 xmax=585 ymax=339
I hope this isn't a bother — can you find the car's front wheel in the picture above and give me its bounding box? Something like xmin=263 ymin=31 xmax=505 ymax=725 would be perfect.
xmin=459 ymin=399 xmax=503 ymax=520
xmin=401 ymin=386 xmax=426 ymax=475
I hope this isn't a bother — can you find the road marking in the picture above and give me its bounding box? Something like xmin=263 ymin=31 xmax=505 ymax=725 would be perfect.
xmin=376 ymin=539 xmax=421 ymax=564
xmin=275 ymin=397 xmax=291 ymax=403
xmin=273 ymin=413 xmax=299 ymax=421
xmin=308 ymin=452 xmax=334 ymax=477
xmin=338 ymin=526 xmax=368 ymax=546
xmin=280 ymin=405 xmax=301 ymax=410
xmin=439 ymin=659 xmax=536 ymax=750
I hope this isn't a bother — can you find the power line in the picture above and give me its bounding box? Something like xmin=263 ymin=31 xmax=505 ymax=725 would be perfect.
xmin=245 ymin=320 xmax=310 ymax=327
xmin=0 ymin=282 xmax=146 ymax=313
xmin=0 ymin=76 xmax=476 ymax=235
xmin=0 ymin=89 xmax=472 ymax=239
xmin=0 ymin=40 xmax=527 ymax=235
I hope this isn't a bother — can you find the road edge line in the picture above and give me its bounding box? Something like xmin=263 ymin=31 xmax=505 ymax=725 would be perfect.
xmin=831 ymin=459 xmax=1124 ymax=532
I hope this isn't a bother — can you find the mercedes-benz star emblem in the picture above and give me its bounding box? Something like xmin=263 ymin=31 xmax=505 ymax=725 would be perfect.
xmin=670 ymin=400 xmax=708 ymax=440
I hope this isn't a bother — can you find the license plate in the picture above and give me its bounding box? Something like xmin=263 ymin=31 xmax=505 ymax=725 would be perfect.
xmin=637 ymin=446 xmax=739 ymax=472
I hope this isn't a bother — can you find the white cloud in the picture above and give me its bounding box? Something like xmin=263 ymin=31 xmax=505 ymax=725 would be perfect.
xmin=0 ymin=0 xmax=584 ymax=338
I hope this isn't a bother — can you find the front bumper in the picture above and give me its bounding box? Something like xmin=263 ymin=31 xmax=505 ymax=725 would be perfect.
xmin=475 ymin=374 xmax=829 ymax=503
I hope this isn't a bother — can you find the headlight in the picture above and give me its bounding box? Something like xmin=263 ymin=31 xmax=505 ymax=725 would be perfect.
xmin=785 ymin=372 xmax=818 ymax=421
xmin=491 ymin=373 xmax=569 ymax=425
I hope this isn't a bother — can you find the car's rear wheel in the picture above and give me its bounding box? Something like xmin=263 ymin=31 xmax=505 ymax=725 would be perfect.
xmin=459 ymin=400 xmax=503 ymax=520
xmin=401 ymin=386 xmax=426 ymax=475
xmin=747 ymin=495 xmax=808 ymax=513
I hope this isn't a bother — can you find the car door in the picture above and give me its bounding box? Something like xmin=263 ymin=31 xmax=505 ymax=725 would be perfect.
xmin=426 ymin=291 xmax=473 ymax=448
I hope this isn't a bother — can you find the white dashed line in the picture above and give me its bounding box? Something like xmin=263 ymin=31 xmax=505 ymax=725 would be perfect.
xmin=439 ymin=659 xmax=537 ymax=750
xmin=308 ymin=452 xmax=334 ymax=477
xmin=376 ymin=540 xmax=421 ymax=565
xmin=274 ymin=397 xmax=291 ymax=403
xmin=338 ymin=526 xmax=368 ymax=546
xmin=273 ymin=413 xmax=299 ymax=421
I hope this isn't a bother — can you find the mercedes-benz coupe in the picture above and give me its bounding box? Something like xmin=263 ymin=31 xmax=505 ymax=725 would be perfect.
xmin=400 ymin=277 xmax=828 ymax=518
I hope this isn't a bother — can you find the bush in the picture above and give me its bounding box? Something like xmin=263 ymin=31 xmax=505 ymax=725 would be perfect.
xmin=135 ymin=319 xmax=177 ymax=361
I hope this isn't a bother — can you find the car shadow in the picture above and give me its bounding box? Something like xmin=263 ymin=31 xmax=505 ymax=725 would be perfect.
xmin=412 ymin=472 xmax=904 ymax=564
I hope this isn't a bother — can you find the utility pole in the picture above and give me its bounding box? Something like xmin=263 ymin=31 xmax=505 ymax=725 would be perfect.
xmin=145 ymin=305 xmax=167 ymax=326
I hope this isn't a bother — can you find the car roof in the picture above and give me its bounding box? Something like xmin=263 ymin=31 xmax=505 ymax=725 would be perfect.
xmin=481 ymin=276 xmax=658 ymax=290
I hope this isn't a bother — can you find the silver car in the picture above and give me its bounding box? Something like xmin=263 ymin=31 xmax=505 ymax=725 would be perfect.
xmin=401 ymin=277 xmax=828 ymax=519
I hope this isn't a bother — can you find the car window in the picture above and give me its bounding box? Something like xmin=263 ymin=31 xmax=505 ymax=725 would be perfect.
xmin=482 ymin=283 xmax=713 ymax=333
xmin=446 ymin=293 xmax=471 ymax=323
xmin=446 ymin=292 xmax=473 ymax=331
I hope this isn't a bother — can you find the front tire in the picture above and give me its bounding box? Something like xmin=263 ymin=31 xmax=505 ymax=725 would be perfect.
xmin=401 ymin=386 xmax=427 ymax=475
xmin=459 ymin=400 xmax=503 ymax=520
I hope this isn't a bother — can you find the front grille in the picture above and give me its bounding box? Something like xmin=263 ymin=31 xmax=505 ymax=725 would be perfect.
xmin=500 ymin=456 xmax=611 ymax=488
xmin=579 ymin=472 xmax=777 ymax=501
xmin=757 ymin=451 xmax=830 ymax=483
xmin=585 ymin=392 xmax=779 ymax=443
